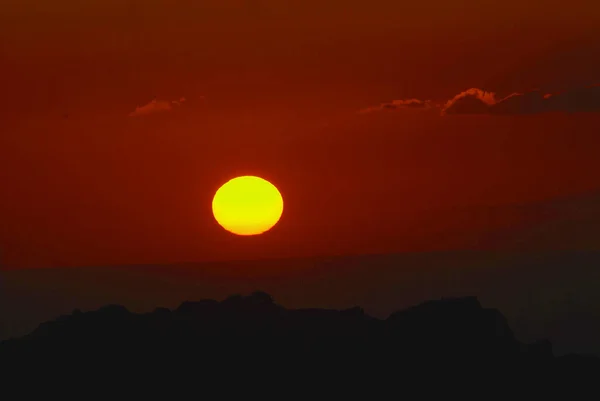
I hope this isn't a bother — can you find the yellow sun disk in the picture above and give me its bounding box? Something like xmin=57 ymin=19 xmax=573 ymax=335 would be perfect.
xmin=212 ymin=176 xmax=284 ymax=236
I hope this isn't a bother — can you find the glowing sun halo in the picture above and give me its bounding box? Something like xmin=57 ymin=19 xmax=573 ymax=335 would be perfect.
xmin=212 ymin=176 xmax=284 ymax=236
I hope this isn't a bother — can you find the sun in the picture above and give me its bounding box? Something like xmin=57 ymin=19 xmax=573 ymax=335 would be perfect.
xmin=212 ymin=176 xmax=284 ymax=236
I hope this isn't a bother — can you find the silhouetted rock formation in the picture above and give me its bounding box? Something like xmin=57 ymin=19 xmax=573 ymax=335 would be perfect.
xmin=1 ymin=292 xmax=598 ymax=393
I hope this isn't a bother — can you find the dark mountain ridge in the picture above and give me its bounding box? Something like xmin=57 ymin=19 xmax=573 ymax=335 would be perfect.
xmin=2 ymin=292 xmax=599 ymax=397
xmin=2 ymin=292 xmax=597 ymax=365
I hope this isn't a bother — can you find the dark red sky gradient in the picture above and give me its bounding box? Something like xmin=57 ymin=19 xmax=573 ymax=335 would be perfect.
xmin=1 ymin=0 xmax=600 ymax=268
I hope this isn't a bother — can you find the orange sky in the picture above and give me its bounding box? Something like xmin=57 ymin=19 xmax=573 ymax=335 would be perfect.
xmin=1 ymin=0 xmax=600 ymax=268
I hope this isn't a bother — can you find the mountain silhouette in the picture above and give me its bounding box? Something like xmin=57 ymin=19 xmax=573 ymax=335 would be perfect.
xmin=1 ymin=292 xmax=598 ymax=394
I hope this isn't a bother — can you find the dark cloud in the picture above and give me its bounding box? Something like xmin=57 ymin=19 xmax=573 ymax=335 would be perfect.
xmin=544 ymin=85 xmax=600 ymax=114
xmin=488 ymin=91 xmax=548 ymax=115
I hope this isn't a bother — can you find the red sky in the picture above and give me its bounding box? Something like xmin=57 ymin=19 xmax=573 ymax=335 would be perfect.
xmin=1 ymin=0 xmax=600 ymax=268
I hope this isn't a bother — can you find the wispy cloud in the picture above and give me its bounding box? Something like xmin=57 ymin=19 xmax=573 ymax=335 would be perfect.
xmin=128 ymin=97 xmax=187 ymax=117
xmin=443 ymin=85 xmax=600 ymax=115
xmin=360 ymin=84 xmax=600 ymax=116
xmin=441 ymin=88 xmax=497 ymax=115
xmin=359 ymin=99 xmax=434 ymax=114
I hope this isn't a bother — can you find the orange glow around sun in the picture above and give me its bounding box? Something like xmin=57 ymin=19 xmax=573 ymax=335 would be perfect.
xmin=212 ymin=176 xmax=284 ymax=236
